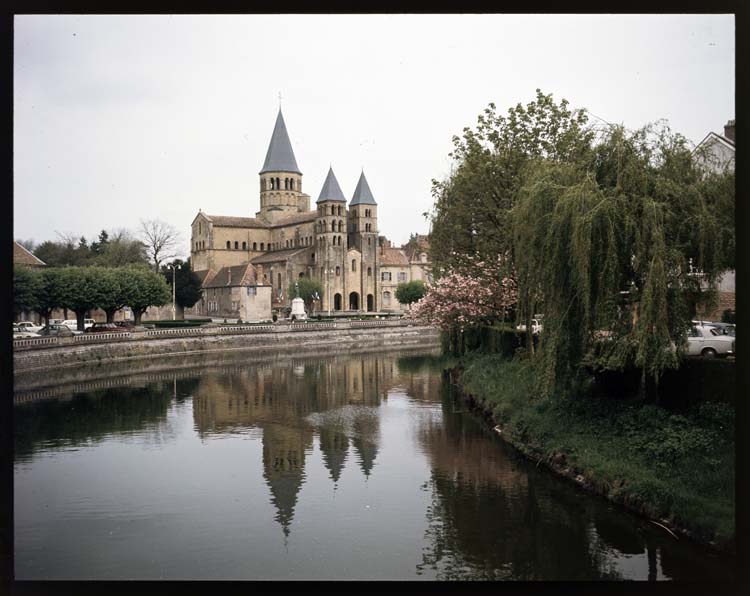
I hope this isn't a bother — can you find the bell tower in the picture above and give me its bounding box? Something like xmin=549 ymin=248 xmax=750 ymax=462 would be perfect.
xmin=349 ymin=171 xmax=379 ymax=312
xmin=257 ymin=109 xmax=310 ymax=223
xmin=315 ymin=167 xmax=347 ymax=312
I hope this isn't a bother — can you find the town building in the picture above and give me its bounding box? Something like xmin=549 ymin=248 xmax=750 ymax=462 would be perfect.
xmin=190 ymin=109 xmax=430 ymax=320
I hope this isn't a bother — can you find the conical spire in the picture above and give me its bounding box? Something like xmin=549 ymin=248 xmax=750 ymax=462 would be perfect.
xmin=350 ymin=170 xmax=377 ymax=206
xmin=259 ymin=109 xmax=301 ymax=174
xmin=316 ymin=166 xmax=347 ymax=203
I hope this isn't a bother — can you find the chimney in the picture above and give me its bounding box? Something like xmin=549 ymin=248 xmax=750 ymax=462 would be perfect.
xmin=724 ymin=120 xmax=735 ymax=142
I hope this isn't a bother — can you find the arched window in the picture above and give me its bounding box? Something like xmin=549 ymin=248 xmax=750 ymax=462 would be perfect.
xmin=352 ymin=260 xmax=356 ymax=272
xmin=337 ymin=206 xmax=342 ymax=216
xmin=299 ymin=272 xmax=305 ymax=278
xmin=335 ymin=266 xmax=341 ymax=276
xmin=260 ymin=242 xmax=264 ymax=251
xmin=331 ymin=219 xmax=336 ymax=231
xmin=290 ymin=179 xmax=295 ymax=190
xmin=284 ymin=178 xmax=289 ymax=190
xmin=367 ymin=266 xmax=372 ymax=277
xmin=270 ymin=178 xmax=275 ymax=190
xmin=276 ymin=177 xmax=280 ymax=189
xmin=253 ymin=242 xmax=257 ymax=251
xmin=226 ymin=241 xmax=230 ymax=249
xmin=234 ymin=241 xmax=239 ymax=249
xmin=337 ymin=220 xmax=342 ymax=232
xmin=242 ymin=241 xmax=247 ymax=250
xmin=330 ymin=205 xmax=335 ymax=215
xmin=278 ymin=273 xmax=281 ymax=288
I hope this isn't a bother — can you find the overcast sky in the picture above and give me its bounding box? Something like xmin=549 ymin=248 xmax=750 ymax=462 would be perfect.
xmin=14 ymin=14 xmax=734 ymax=257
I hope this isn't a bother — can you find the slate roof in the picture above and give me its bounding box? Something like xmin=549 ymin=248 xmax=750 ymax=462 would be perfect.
xmin=349 ymin=171 xmax=377 ymax=206
xmin=379 ymin=247 xmax=409 ymax=266
xmin=251 ymin=247 xmax=309 ymax=265
xmin=259 ymin=109 xmax=301 ymax=175
xmin=203 ymin=215 xmax=269 ymax=229
xmin=13 ymin=241 xmax=46 ymax=267
xmin=316 ymin=167 xmax=347 ymax=203
xmin=203 ymin=263 xmax=259 ymax=288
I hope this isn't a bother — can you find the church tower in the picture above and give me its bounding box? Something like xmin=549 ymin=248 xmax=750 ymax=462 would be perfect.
xmin=257 ymin=109 xmax=310 ymax=223
xmin=315 ymin=167 xmax=347 ymax=312
xmin=349 ymin=171 xmax=379 ymax=312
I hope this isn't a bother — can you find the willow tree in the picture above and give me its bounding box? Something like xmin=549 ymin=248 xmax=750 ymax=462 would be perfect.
xmin=512 ymin=123 xmax=727 ymax=399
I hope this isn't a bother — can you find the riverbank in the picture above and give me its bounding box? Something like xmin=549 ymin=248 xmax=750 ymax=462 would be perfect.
xmin=447 ymin=353 xmax=735 ymax=555
xmin=13 ymin=322 xmax=439 ymax=375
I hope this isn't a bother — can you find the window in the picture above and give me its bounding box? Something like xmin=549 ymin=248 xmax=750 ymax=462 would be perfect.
xmin=285 ymin=178 xmax=289 ymax=190
xmin=247 ymin=286 xmax=256 ymax=296
xmin=276 ymin=177 xmax=280 ymax=189
xmin=336 ymin=266 xmax=341 ymax=276
xmin=290 ymin=179 xmax=295 ymax=190
xmin=337 ymin=206 xmax=342 ymax=216
xmin=367 ymin=267 xmax=372 ymax=277
xmin=235 ymin=241 xmax=239 ymax=249
xmin=368 ymin=237 xmax=371 ymax=246
xmin=383 ymin=291 xmax=391 ymax=305
xmin=278 ymin=273 xmax=281 ymax=288
xmin=398 ymin=272 xmax=407 ymax=282
xmin=226 ymin=241 xmax=231 ymax=249
xmin=270 ymin=178 xmax=275 ymax=190
xmin=253 ymin=242 xmax=257 ymax=251
xmin=352 ymin=260 xmax=357 ymax=272
xmin=260 ymin=242 xmax=265 ymax=251
xmin=382 ymin=272 xmax=392 ymax=281
xmin=338 ymin=220 xmax=343 ymax=232
xmin=242 ymin=241 xmax=247 ymax=250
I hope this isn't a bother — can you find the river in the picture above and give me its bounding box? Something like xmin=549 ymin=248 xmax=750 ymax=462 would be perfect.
xmin=13 ymin=348 xmax=734 ymax=580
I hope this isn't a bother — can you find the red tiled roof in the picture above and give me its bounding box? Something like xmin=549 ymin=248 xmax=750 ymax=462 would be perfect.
xmin=379 ymin=247 xmax=409 ymax=266
xmin=13 ymin=241 xmax=46 ymax=267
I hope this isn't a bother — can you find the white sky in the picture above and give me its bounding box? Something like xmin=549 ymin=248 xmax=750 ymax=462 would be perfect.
xmin=13 ymin=14 xmax=735 ymax=257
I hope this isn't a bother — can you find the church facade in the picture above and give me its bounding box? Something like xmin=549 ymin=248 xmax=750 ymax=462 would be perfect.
xmin=190 ymin=109 xmax=426 ymax=319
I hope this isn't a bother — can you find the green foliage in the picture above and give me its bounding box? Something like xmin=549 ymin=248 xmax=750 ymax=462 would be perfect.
xmin=395 ymin=280 xmax=426 ymax=305
xmin=459 ymin=354 xmax=735 ymax=546
xmin=13 ymin=266 xmax=41 ymax=316
xmin=32 ymin=229 xmax=148 ymax=268
xmin=428 ymin=89 xmax=594 ymax=279
xmin=161 ymin=259 xmax=203 ymax=309
xmin=122 ymin=265 xmax=171 ymax=323
xmin=289 ymin=277 xmax=323 ymax=311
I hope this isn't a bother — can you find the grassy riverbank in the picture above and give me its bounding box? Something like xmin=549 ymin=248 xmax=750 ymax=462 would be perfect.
xmin=455 ymin=353 xmax=735 ymax=552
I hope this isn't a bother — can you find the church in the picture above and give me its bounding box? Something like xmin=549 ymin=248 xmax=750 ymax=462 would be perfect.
xmin=190 ymin=108 xmax=430 ymax=320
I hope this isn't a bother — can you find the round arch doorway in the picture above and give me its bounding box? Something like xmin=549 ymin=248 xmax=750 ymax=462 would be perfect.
xmin=349 ymin=292 xmax=360 ymax=311
xmin=334 ymin=293 xmax=342 ymax=311
xmin=367 ymin=294 xmax=374 ymax=312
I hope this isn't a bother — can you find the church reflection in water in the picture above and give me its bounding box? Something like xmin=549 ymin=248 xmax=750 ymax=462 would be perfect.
xmin=190 ymin=354 xmax=412 ymax=538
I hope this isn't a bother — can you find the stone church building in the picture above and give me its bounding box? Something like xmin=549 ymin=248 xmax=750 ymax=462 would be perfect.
xmin=190 ymin=109 xmax=428 ymax=319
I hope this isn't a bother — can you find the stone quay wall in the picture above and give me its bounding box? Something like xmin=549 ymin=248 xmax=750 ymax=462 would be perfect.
xmin=13 ymin=321 xmax=440 ymax=376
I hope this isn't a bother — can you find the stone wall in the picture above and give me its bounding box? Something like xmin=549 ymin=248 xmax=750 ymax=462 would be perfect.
xmin=13 ymin=322 xmax=440 ymax=376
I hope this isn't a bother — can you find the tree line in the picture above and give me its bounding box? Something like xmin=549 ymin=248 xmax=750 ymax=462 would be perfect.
xmin=418 ymin=89 xmax=735 ymax=399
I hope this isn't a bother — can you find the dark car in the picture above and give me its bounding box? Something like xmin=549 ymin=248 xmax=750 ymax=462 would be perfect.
xmin=85 ymin=322 xmax=129 ymax=333
xmin=114 ymin=320 xmax=135 ymax=328
xmin=38 ymin=324 xmax=80 ymax=337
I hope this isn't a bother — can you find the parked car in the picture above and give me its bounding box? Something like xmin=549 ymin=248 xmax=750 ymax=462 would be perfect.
xmin=16 ymin=321 xmax=43 ymax=333
xmin=114 ymin=320 xmax=135 ymax=328
xmin=517 ymin=318 xmax=543 ymax=335
xmin=13 ymin=324 xmax=40 ymax=339
xmin=38 ymin=324 xmax=82 ymax=337
xmin=686 ymin=324 xmax=735 ymax=359
xmin=61 ymin=319 xmax=96 ymax=331
xmin=708 ymin=322 xmax=736 ymax=337
xmin=85 ymin=322 xmax=129 ymax=333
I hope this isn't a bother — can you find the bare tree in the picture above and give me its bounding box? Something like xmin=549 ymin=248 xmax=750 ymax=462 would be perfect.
xmin=140 ymin=219 xmax=181 ymax=273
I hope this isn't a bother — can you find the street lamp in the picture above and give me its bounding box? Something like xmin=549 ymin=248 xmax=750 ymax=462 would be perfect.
xmin=168 ymin=262 xmax=176 ymax=321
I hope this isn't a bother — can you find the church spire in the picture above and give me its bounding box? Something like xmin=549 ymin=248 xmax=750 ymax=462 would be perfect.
xmin=349 ymin=170 xmax=377 ymax=205
xmin=316 ymin=166 xmax=347 ymax=203
xmin=260 ymin=108 xmax=301 ymax=175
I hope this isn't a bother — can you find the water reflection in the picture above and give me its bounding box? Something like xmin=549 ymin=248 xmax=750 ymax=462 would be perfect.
xmin=14 ymin=350 xmax=734 ymax=580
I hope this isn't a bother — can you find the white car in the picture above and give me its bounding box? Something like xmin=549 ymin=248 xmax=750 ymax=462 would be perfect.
xmin=16 ymin=321 xmax=43 ymax=333
xmin=517 ymin=318 xmax=543 ymax=335
xmin=13 ymin=324 xmax=40 ymax=339
xmin=61 ymin=319 xmax=96 ymax=331
xmin=686 ymin=325 xmax=735 ymax=359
